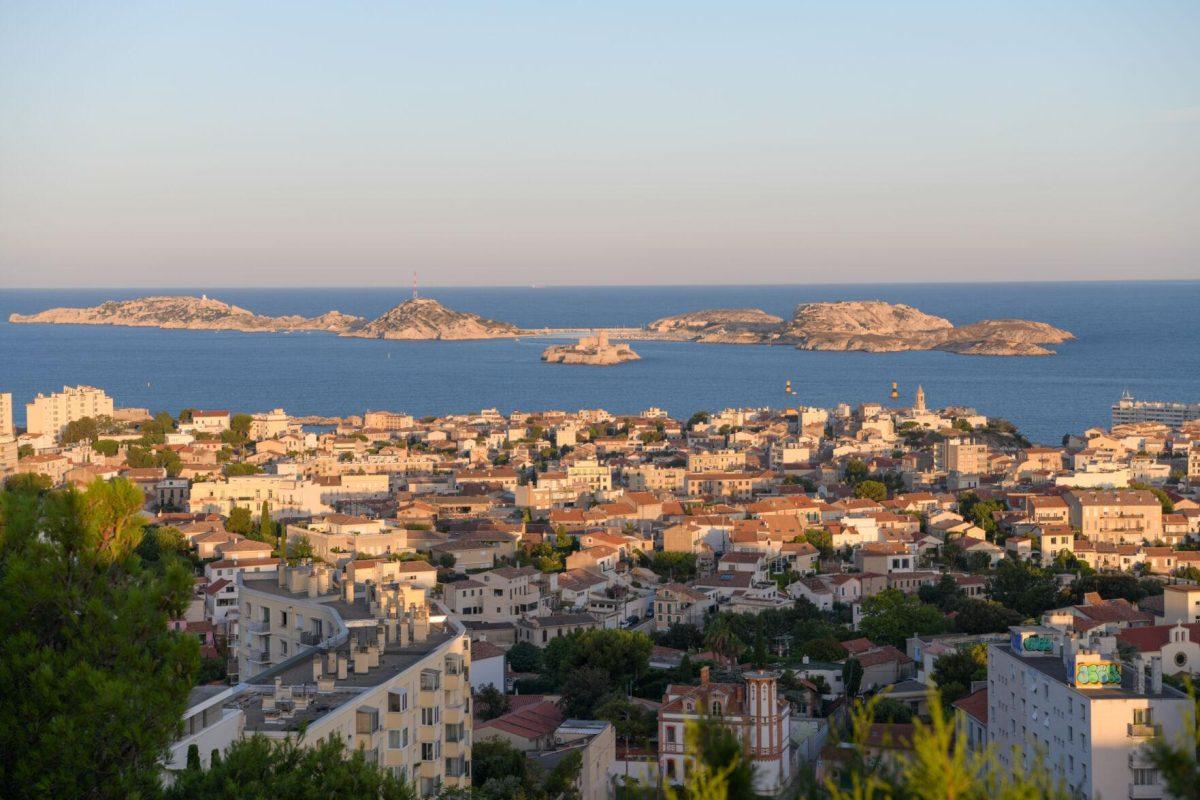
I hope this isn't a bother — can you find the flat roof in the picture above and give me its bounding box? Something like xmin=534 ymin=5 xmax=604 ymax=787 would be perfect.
xmin=998 ymin=646 xmax=1183 ymax=701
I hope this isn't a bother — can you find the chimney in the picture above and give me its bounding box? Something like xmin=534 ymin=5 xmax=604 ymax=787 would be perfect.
xmin=343 ymin=580 xmax=355 ymax=604
xmin=277 ymin=564 xmax=287 ymax=588
xmin=312 ymin=653 xmax=323 ymax=681
xmin=1150 ymin=655 xmax=1163 ymax=694
xmin=337 ymin=653 xmax=348 ymax=680
xmin=1134 ymin=654 xmax=1146 ymax=695
xmin=699 ymin=666 xmax=710 ymax=685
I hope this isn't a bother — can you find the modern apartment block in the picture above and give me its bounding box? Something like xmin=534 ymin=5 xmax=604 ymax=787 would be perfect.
xmin=988 ymin=626 xmax=1189 ymax=799
xmin=170 ymin=562 xmax=472 ymax=796
xmin=25 ymin=385 xmax=113 ymax=438
xmin=1112 ymin=393 xmax=1200 ymax=428
xmin=0 ymin=392 xmax=15 ymax=476
xmin=935 ymin=437 xmax=988 ymax=476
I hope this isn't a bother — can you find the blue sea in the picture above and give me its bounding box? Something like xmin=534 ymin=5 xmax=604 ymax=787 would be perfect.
xmin=2 ymin=282 xmax=1198 ymax=445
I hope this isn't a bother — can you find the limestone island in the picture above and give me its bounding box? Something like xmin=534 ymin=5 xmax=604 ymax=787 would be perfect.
xmin=342 ymin=297 xmax=521 ymax=340
xmin=645 ymin=300 xmax=1073 ymax=356
xmin=7 ymin=295 xmax=365 ymax=334
xmin=9 ymin=295 xmax=521 ymax=341
xmin=541 ymin=331 xmax=640 ymax=365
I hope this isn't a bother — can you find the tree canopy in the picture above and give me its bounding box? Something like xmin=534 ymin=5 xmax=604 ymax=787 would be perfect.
xmin=165 ymin=735 xmax=414 ymax=800
xmin=0 ymin=478 xmax=199 ymax=799
xmin=858 ymin=589 xmax=948 ymax=648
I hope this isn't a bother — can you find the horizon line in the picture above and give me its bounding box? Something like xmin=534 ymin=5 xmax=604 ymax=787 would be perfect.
xmin=5 ymin=277 xmax=1199 ymax=291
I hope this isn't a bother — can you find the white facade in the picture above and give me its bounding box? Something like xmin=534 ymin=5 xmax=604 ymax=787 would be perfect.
xmin=25 ymin=385 xmax=114 ymax=438
xmin=988 ymin=627 xmax=1189 ymax=800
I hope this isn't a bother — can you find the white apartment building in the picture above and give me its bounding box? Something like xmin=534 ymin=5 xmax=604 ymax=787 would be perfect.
xmin=171 ymin=563 xmax=472 ymax=796
xmin=0 ymin=392 xmax=13 ymax=438
xmin=25 ymin=385 xmax=113 ymax=438
xmin=988 ymin=626 xmax=1189 ymax=800
xmin=189 ymin=473 xmax=389 ymax=519
xmin=0 ymin=392 xmax=15 ymax=477
xmin=566 ymin=458 xmax=612 ymax=493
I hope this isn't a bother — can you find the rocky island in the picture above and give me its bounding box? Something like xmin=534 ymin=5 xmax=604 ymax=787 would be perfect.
xmin=644 ymin=300 xmax=1072 ymax=356
xmin=10 ymin=295 xmax=1072 ymax=356
xmin=645 ymin=308 xmax=784 ymax=343
xmin=342 ymin=297 xmax=520 ymax=340
xmin=8 ymin=295 xmax=366 ymax=334
xmin=10 ymin=294 xmax=521 ymax=341
xmin=542 ymin=331 xmax=640 ymax=365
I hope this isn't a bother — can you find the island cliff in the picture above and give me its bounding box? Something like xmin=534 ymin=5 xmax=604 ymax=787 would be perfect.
xmin=645 ymin=308 xmax=784 ymax=343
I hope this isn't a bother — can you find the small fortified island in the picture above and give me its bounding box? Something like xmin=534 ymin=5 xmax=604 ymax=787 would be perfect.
xmin=646 ymin=300 xmax=1074 ymax=356
xmin=541 ymin=330 xmax=640 ymax=365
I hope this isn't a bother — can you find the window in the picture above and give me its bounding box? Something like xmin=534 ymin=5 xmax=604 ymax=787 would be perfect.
xmin=421 ymin=707 xmax=440 ymax=725
xmin=389 ymin=730 xmax=404 ymax=749
xmin=666 ymin=726 xmax=676 ymax=744
xmin=1133 ymin=769 xmax=1160 ymax=786
xmin=389 ymin=690 xmax=409 ymax=713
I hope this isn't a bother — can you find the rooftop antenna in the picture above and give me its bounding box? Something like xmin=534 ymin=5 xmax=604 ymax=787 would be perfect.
xmin=412 ymin=271 xmax=419 ymax=300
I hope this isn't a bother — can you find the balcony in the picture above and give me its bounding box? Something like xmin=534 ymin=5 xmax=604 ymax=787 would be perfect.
xmin=1128 ymin=723 xmax=1162 ymax=738
xmin=1128 ymin=783 xmax=1163 ymax=799
xmin=245 ymin=650 xmax=270 ymax=664
xmin=418 ymin=725 xmax=439 ymax=744
xmin=246 ymin=620 xmax=271 ymax=635
xmin=300 ymin=630 xmax=323 ymax=646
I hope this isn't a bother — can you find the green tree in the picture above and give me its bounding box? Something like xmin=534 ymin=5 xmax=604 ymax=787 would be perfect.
xmin=802 ymin=528 xmax=834 ymax=559
xmin=854 ymin=480 xmax=888 ymax=502
xmin=226 ymin=505 xmax=254 ymax=535
xmin=164 ymin=734 xmax=414 ymax=800
xmin=595 ymin=694 xmax=657 ymax=747
xmin=286 ymin=534 xmax=314 ymax=564
xmin=0 ymin=478 xmax=199 ymax=799
xmin=952 ymin=598 xmax=1023 ymax=635
xmin=858 ymin=589 xmax=948 ymax=648
xmin=930 ymin=644 xmax=987 ymax=705
xmin=687 ymin=718 xmax=761 ymax=800
xmin=559 ymin=665 xmax=613 ymax=717
xmin=656 ymin=622 xmax=705 ymax=651
xmin=844 ymin=459 xmax=869 ymax=486
xmin=704 ymin=616 xmax=746 ymax=667
xmin=16 ymin=444 xmax=34 ymax=459
xmin=93 ymin=438 xmax=120 ymax=456
xmin=224 ymin=462 xmax=261 ymax=477
xmin=842 ymin=657 xmax=864 ymax=697
xmin=472 ymin=738 xmax=530 ymax=788
xmin=476 ymin=684 xmax=511 ymax=720
xmin=872 ymin=697 xmax=915 ymax=723
xmin=255 ymin=501 xmax=274 ymax=544
xmin=827 ymin=692 xmax=1072 ymax=800
xmin=506 ymin=641 xmax=543 ymax=673
xmin=987 ymin=559 xmax=1063 ymax=619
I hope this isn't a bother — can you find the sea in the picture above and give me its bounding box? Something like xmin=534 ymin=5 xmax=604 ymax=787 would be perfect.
xmin=2 ymin=282 xmax=1198 ymax=446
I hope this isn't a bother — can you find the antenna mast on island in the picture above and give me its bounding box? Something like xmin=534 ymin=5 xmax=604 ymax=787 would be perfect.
xmin=412 ymin=271 xmax=419 ymax=300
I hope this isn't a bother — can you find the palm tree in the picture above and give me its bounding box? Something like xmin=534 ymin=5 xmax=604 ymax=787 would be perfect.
xmin=704 ymin=617 xmax=744 ymax=668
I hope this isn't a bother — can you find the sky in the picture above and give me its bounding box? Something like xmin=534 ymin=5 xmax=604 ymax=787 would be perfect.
xmin=1 ymin=2 xmax=1198 ymax=288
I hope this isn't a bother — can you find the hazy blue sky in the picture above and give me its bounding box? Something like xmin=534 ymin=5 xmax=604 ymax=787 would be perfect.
xmin=1 ymin=2 xmax=1197 ymax=288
